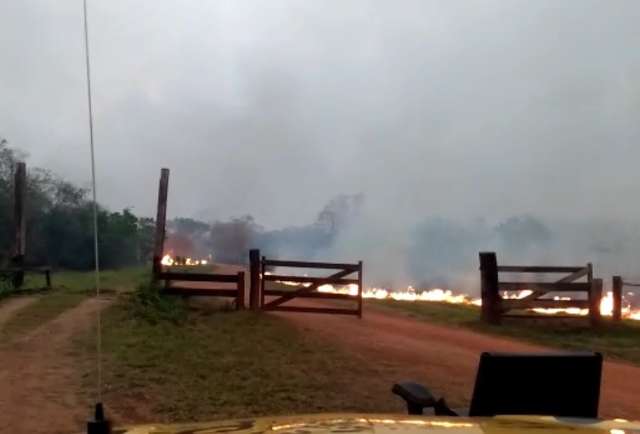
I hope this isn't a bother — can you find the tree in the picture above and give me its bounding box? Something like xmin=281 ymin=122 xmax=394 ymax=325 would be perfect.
xmin=0 ymin=139 xmax=161 ymax=270
xmin=495 ymin=215 xmax=551 ymax=253
xmin=137 ymin=217 xmax=155 ymax=264
xmin=207 ymin=215 xmax=258 ymax=264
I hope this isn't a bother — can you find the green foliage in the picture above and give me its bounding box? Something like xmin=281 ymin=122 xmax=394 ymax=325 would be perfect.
xmin=128 ymin=282 xmax=187 ymax=324
xmin=0 ymin=273 xmax=13 ymax=297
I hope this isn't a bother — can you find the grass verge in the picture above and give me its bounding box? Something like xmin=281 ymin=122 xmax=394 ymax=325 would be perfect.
xmin=89 ymin=285 xmax=391 ymax=424
xmin=370 ymin=300 xmax=640 ymax=365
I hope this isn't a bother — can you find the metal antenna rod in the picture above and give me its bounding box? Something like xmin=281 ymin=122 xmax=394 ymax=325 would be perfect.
xmin=82 ymin=0 xmax=102 ymax=403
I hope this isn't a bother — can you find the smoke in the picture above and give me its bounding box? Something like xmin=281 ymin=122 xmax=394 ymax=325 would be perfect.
xmin=3 ymin=1 xmax=640 ymax=288
xmin=295 ymin=203 xmax=640 ymax=293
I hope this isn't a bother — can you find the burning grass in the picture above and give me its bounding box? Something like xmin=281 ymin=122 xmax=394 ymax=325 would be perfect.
xmin=318 ymin=284 xmax=640 ymax=320
xmin=370 ymin=299 xmax=640 ymax=365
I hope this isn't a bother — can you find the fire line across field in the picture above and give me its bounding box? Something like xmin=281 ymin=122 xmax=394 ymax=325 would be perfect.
xmin=151 ymin=168 xmax=639 ymax=323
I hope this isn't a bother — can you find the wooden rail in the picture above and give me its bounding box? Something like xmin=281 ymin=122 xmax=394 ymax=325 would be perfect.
xmin=480 ymin=252 xmax=600 ymax=326
xmin=158 ymin=270 xmax=245 ymax=310
xmin=0 ymin=266 xmax=52 ymax=290
xmin=262 ymin=259 xmax=360 ymax=270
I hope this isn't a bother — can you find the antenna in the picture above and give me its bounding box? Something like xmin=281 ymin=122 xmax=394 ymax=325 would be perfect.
xmin=82 ymin=0 xmax=111 ymax=432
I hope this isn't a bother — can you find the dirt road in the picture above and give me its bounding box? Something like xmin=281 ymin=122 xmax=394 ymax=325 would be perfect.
xmin=276 ymin=306 xmax=640 ymax=420
xmin=0 ymin=297 xmax=109 ymax=434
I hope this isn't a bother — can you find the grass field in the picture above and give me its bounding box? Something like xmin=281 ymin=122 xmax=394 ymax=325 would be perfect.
xmin=370 ymin=299 xmax=640 ymax=365
xmin=89 ymin=287 xmax=392 ymax=423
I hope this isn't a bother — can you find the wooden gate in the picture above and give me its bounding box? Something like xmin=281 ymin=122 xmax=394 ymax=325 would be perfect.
xmin=480 ymin=252 xmax=601 ymax=325
xmin=250 ymin=250 xmax=363 ymax=317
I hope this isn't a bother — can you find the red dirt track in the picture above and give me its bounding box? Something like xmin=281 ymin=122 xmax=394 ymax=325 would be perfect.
xmin=276 ymin=305 xmax=640 ymax=420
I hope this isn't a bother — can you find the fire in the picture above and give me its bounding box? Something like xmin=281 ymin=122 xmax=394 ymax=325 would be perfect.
xmin=314 ymin=284 xmax=640 ymax=321
xmin=161 ymin=254 xmax=174 ymax=266
xmin=268 ymin=270 xmax=640 ymax=320
xmin=161 ymin=254 xmax=209 ymax=267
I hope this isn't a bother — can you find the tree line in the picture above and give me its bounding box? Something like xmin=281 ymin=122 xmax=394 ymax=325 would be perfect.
xmin=0 ymin=140 xmax=155 ymax=269
xmin=0 ymin=139 xmax=362 ymax=270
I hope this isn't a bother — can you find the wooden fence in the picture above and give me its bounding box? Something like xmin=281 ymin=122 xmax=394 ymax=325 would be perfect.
xmin=158 ymin=270 xmax=245 ymax=310
xmin=249 ymin=249 xmax=363 ymax=317
xmin=479 ymin=252 xmax=601 ymax=325
xmin=151 ymin=168 xmax=245 ymax=309
xmin=0 ymin=266 xmax=52 ymax=290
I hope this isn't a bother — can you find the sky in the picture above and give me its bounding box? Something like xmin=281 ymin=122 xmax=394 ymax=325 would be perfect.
xmin=1 ymin=0 xmax=640 ymax=229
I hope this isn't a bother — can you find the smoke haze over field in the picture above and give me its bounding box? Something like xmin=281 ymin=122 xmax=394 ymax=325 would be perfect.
xmin=2 ymin=1 xmax=640 ymax=288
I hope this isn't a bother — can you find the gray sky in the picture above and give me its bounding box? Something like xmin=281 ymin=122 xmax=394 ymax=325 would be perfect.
xmin=2 ymin=0 xmax=639 ymax=228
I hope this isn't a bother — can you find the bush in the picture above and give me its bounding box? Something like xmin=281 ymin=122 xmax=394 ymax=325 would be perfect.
xmin=128 ymin=282 xmax=187 ymax=324
xmin=0 ymin=274 xmax=13 ymax=298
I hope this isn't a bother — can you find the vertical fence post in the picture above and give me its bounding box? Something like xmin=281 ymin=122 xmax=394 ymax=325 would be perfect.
xmin=479 ymin=252 xmax=500 ymax=324
xmin=45 ymin=269 xmax=52 ymax=289
xmin=260 ymin=256 xmax=266 ymax=309
xmin=152 ymin=168 xmax=170 ymax=280
xmin=590 ymin=278 xmax=603 ymax=327
xmin=357 ymin=261 xmax=363 ymax=318
xmin=11 ymin=162 xmax=26 ymax=288
xmin=612 ymin=275 xmax=623 ymax=322
xmin=237 ymin=271 xmax=245 ymax=310
xmin=249 ymin=249 xmax=261 ymax=310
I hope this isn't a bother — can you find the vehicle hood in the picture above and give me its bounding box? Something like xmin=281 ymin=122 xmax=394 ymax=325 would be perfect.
xmin=110 ymin=413 xmax=640 ymax=434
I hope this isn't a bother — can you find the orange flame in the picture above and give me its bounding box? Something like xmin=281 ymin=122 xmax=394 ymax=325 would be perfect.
xmin=161 ymin=254 xmax=208 ymax=267
xmin=314 ymin=284 xmax=640 ymax=320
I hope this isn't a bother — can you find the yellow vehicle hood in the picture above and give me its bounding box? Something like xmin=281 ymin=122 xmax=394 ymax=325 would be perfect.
xmin=111 ymin=413 xmax=640 ymax=434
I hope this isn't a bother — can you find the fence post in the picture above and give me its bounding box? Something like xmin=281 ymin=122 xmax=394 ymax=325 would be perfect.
xmin=249 ymin=249 xmax=261 ymax=310
xmin=11 ymin=162 xmax=26 ymax=288
xmin=260 ymin=256 xmax=266 ymax=308
xmin=237 ymin=271 xmax=245 ymax=310
xmin=357 ymin=261 xmax=363 ymax=318
xmin=152 ymin=168 xmax=170 ymax=280
xmin=612 ymin=275 xmax=623 ymax=322
xmin=479 ymin=252 xmax=500 ymax=324
xmin=45 ymin=269 xmax=52 ymax=289
xmin=590 ymin=278 xmax=603 ymax=327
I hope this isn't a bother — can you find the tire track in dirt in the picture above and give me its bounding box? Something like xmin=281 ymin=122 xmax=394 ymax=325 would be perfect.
xmin=276 ymin=306 xmax=640 ymax=420
xmin=0 ymin=297 xmax=36 ymax=330
xmin=0 ymin=297 xmax=111 ymax=434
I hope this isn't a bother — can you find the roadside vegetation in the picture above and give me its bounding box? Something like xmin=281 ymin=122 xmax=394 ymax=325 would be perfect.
xmin=87 ymin=282 xmax=394 ymax=424
xmin=0 ymin=267 xmax=145 ymax=340
xmin=371 ymin=300 xmax=640 ymax=365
